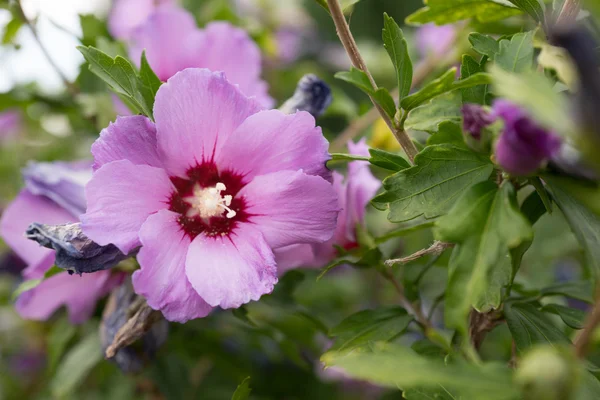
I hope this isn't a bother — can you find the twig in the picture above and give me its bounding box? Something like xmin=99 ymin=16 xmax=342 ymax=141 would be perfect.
xmin=385 ymin=241 xmax=453 ymax=267
xmin=15 ymin=1 xmax=78 ymax=95
xmin=381 ymin=269 xmax=431 ymax=329
xmin=555 ymin=0 xmax=581 ymax=26
xmin=574 ymin=290 xmax=600 ymax=357
xmin=326 ymin=0 xmax=418 ymax=162
xmin=469 ymin=309 xmax=504 ymax=351
xmin=331 ymin=55 xmax=441 ymax=151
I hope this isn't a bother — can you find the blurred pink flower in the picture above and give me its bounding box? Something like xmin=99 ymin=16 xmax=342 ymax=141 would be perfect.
xmin=0 ymin=108 xmax=22 ymax=141
xmin=416 ymin=24 xmax=456 ymax=58
xmin=275 ymin=139 xmax=381 ymax=273
xmin=108 ymin=0 xmax=176 ymax=40
xmin=0 ymin=161 xmax=123 ymax=323
xmin=127 ymin=5 xmax=273 ymax=108
xmin=82 ymin=69 xmax=338 ymax=322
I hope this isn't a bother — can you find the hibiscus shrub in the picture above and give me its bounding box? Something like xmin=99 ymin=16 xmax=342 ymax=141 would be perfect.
xmin=1 ymin=0 xmax=600 ymax=399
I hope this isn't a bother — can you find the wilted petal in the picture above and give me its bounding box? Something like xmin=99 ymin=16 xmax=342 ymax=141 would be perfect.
xmin=25 ymin=222 xmax=132 ymax=274
xmin=22 ymin=161 xmax=92 ymax=217
xmin=239 ymin=170 xmax=339 ymax=249
xmin=217 ymin=110 xmax=332 ymax=181
xmin=0 ymin=191 xmax=75 ymax=279
xmin=92 ymin=116 xmax=162 ymax=171
xmin=154 ymin=69 xmax=262 ymax=177
xmin=16 ymin=270 xmax=124 ymax=324
xmin=185 ymin=224 xmax=277 ymax=309
xmin=101 ymin=279 xmax=169 ymax=373
xmin=133 ymin=209 xmax=212 ymax=322
xmin=279 ymin=74 xmax=333 ymax=118
xmin=81 ymin=160 xmax=174 ymax=254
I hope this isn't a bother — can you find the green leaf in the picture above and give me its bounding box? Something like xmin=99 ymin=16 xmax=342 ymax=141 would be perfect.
xmin=469 ymin=33 xmax=500 ymax=58
xmin=335 ymin=68 xmax=397 ymax=118
xmin=373 ymin=87 xmax=398 ymax=119
xmin=50 ymin=332 xmax=103 ymax=398
xmin=322 ymin=342 xmax=518 ymax=399
xmin=575 ymin=371 xmax=600 ymax=400
xmin=506 ymin=0 xmax=546 ymax=23
xmin=77 ymin=46 xmax=156 ymax=119
xmin=529 ymin=177 xmax=553 ymax=213
xmin=47 ymin=317 xmax=77 ymax=373
xmin=79 ymin=14 xmax=109 ymax=47
xmin=314 ymin=0 xmax=361 ymax=14
xmin=542 ymin=304 xmax=586 ymax=330
xmin=427 ymin=121 xmax=467 ymax=147
xmin=231 ymin=377 xmax=251 ymax=400
xmin=494 ymin=31 xmax=535 ymax=72
xmin=403 ymin=387 xmax=457 ymax=399
xmin=328 ymin=307 xmax=412 ymax=353
xmin=139 ymin=51 xmax=162 ymax=98
xmin=382 ymin=13 xmax=412 ymax=100
xmin=372 ymin=144 xmax=493 ymax=223
xmin=436 ymin=182 xmax=533 ymax=332
xmin=405 ymin=92 xmax=462 ymax=132
xmin=317 ymin=247 xmax=382 ymax=280
xmin=11 ymin=266 xmax=63 ymax=301
xmin=406 ymin=0 xmax=522 ymax=25
xmin=489 ymin=65 xmax=576 ymax=136
xmin=460 ymin=55 xmax=487 ymax=104
xmin=401 ymin=68 xmax=492 ymax=111
xmin=540 ymin=281 xmax=594 ymax=304
xmin=368 ymin=148 xmax=411 ymax=171
xmin=328 ymin=153 xmax=371 ymax=164
xmin=2 ymin=17 xmax=22 ymax=45
xmin=335 ymin=68 xmax=372 ymax=94
xmin=546 ymin=177 xmax=600 ymax=282
xmin=504 ymin=302 xmax=570 ymax=353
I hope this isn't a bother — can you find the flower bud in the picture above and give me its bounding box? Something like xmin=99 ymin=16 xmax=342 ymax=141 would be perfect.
xmin=462 ymin=104 xmax=495 ymax=140
xmin=515 ymin=345 xmax=579 ymax=400
xmin=492 ymin=100 xmax=562 ymax=176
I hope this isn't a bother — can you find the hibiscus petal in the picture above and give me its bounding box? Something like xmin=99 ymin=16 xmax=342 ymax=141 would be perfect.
xmin=92 ymin=116 xmax=162 ymax=171
xmin=197 ymin=22 xmax=273 ymax=108
xmin=185 ymin=224 xmax=277 ymax=309
xmin=0 ymin=191 xmax=75 ymax=279
xmin=132 ymin=209 xmax=212 ymax=323
xmin=239 ymin=170 xmax=339 ymax=249
xmin=108 ymin=0 xmax=175 ymax=40
xmin=217 ymin=110 xmax=331 ymax=181
xmin=16 ymin=270 xmax=123 ymax=324
xmin=154 ymin=68 xmax=263 ymax=177
xmin=128 ymin=5 xmax=198 ymax=80
xmin=81 ymin=160 xmax=173 ymax=254
xmin=274 ymin=243 xmax=315 ymax=274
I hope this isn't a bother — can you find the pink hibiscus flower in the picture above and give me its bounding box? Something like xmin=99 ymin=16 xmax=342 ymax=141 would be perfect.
xmin=0 ymin=161 xmax=124 ymax=324
xmin=108 ymin=0 xmax=176 ymax=40
xmin=126 ymin=5 xmax=273 ymax=108
xmin=81 ymin=68 xmax=339 ymax=323
xmin=275 ymin=139 xmax=381 ymax=273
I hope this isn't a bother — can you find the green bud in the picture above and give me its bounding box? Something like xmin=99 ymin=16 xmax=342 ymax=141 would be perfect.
xmin=515 ymin=345 xmax=579 ymax=400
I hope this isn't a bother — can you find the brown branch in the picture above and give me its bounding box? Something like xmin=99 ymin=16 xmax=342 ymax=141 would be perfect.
xmin=556 ymin=0 xmax=581 ymax=26
xmin=381 ymin=269 xmax=431 ymax=329
xmin=385 ymin=241 xmax=453 ymax=267
xmin=326 ymin=0 xmax=418 ymax=162
xmin=574 ymin=290 xmax=600 ymax=357
xmin=15 ymin=1 xmax=78 ymax=95
xmin=469 ymin=309 xmax=504 ymax=351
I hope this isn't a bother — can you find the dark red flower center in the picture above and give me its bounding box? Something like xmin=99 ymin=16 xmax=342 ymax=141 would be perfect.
xmin=168 ymin=162 xmax=249 ymax=239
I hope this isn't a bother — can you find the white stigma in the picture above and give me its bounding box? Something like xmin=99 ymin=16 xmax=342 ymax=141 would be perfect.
xmin=183 ymin=182 xmax=237 ymax=219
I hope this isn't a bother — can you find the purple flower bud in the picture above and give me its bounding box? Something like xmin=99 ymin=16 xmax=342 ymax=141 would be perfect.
xmin=493 ymin=100 xmax=562 ymax=176
xmin=462 ymin=104 xmax=495 ymax=139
